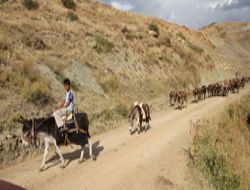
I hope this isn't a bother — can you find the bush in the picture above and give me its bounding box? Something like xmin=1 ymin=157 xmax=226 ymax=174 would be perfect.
xmin=67 ymin=11 xmax=78 ymax=21
xmin=23 ymin=81 xmax=50 ymax=105
xmin=190 ymin=96 xmax=250 ymax=190
xmin=94 ymin=36 xmax=114 ymax=54
xmin=61 ymin=0 xmax=76 ymax=10
xmin=22 ymin=0 xmax=39 ymax=10
xmin=121 ymin=27 xmax=130 ymax=34
xmin=0 ymin=0 xmax=8 ymax=4
xmin=148 ymin=23 xmax=160 ymax=36
xmin=70 ymin=80 xmax=80 ymax=91
xmin=197 ymin=137 xmax=240 ymax=190
xmin=114 ymin=102 xmax=129 ymax=118
xmin=177 ymin=32 xmax=186 ymax=41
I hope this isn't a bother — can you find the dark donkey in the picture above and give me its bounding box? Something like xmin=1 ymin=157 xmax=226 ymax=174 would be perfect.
xmin=128 ymin=103 xmax=151 ymax=135
xmin=18 ymin=112 xmax=96 ymax=171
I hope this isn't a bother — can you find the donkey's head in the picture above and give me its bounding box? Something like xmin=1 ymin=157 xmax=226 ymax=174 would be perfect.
xmin=128 ymin=105 xmax=141 ymax=128
xmin=17 ymin=116 xmax=35 ymax=147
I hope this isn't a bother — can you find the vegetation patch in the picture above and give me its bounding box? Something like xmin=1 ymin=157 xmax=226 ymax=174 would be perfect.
xmin=23 ymin=81 xmax=50 ymax=105
xmin=94 ymin=36 xmax=114 ymax=54
xmin=22 ymin=33 xmax=47 ymax=50
xmin=194 ymin=133 xmax=240 ymax=190
xmin=55 ymin=73 xmax=80 ymax=91
xmin=177 ymin=32 xmax=187 ymax=41
xmin=146 ymin=53 xmax=159 ymax=65
xmin=158 ymin=36 xmax=171 ymax=47
xmin=101 ymin=78 xmax=119 ymax=93
xmin=0 ymin=32 xmax=10 ymax=51
xmin=114 ymin=101 xmax=129 ymax=118
xmin=67 ymin=11 xmax=78 ymax=21
xmin=0 ymin=0 xmax=8 ymax=4
xmin=187 ymin=42 xmax=204 ymax=54
xmin=61 ymin=0 xmax=76 ymax=10
xmin=22 ymin=0 xmax=39 ymax=10
xmin=191 ymin=95 xmax=250 ymax=190
xmin=148 ymin=23 xmax=160 ymax=36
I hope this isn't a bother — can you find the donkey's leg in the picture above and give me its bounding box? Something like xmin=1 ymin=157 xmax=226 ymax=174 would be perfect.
xmin=40 ymin=138 xmax=50 ymax=171
xmin=79 ymin=145 xmax=85 ymax=163
xmin=136 ymin=117 xmax=141 ymax=134
xmin=145 ymin=120 xmax=149 ymax=131
xmin=88 ymin=138 xmax=96 ymax=160
xmin=129 ymin=120 xmax=133 ymax=134
xmin=53 ymin=139 xmax=64 ymax=168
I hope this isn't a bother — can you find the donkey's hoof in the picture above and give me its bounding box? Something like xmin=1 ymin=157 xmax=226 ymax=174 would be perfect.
xmin=78 ymin=159 xmax=84 ymax=164
xmin=59 ymin=165 xmax=65 ymax=169
xmin=92 ymin=155 xmax=96 ymax=161
xmin=39 ymin=168 xmax=44 ymax=172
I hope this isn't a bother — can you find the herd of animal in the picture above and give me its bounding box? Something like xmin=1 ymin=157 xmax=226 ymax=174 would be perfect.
xmin=17 ymin=76 xmax=249 ymax=171
xmin=169 ymin=77 xmax=250 ymax=109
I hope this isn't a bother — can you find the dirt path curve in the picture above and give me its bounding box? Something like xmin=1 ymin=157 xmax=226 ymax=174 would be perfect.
xmin=1 ymin=88 xmax=249 ymax=190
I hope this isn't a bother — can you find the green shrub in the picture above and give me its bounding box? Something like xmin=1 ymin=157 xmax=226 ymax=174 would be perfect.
xmin=23 ymin=81 xmax=50 ymax=105
xmin=192 ymin=116 xmax=243 ymax=190
xmin=61 ymin=0 xmax=76 ymax=10
xmin=114 ymin=102 xmax=129 ymax=118
xmin=198 ymin=139 xmax=240 ymax=190
xmin=22 ymin=0 xmax=39 ymax=10
xmin=70 ymin=80 xmax=80 ymax=91
xmin=177 ymin=32 xmax=186 ymax=41
xmin=148 ymin=23 xmax=160 ymax=36
xmin=67 ymin=11 xmax=78 ymax=21
xmin=94 ymin=36 xmax=114 ymax=54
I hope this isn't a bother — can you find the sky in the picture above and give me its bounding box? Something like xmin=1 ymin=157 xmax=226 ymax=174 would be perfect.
xmin=98 ymin=0 xmax=250 ymax=29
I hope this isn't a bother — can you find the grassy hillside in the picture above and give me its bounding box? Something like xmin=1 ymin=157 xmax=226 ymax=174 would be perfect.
xmin=202 ymin=22 xmax=250 ymax=77
xmin=0 ymin=0 xmax=249 ymax=137
xmin=191 ymin=95 xmax=250 ymax=190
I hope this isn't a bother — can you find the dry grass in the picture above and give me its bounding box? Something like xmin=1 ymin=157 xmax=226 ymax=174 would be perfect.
xmin=0 ymin=0 xmax=249 ymax=167
xmin=23 ymin=81 xmax=51 ymax=105
xmin=191 ymin=95 xmax=250 ymax=190
xmin=0 ymin=0 xmax=248 ymax=147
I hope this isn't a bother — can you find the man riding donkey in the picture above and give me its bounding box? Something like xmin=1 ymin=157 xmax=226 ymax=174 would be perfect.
xmin=53 ymin=78 xmax=75 ymax=131
xmin=18 ymin=78 xmax=95 ymax=171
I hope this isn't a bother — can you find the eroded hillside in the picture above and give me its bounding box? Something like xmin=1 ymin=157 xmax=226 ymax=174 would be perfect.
xmin=0 ymin=0 xmax=249 ymax=137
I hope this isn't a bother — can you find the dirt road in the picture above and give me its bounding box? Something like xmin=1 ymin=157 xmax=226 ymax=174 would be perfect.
xmin=0 ymin=88 xmax=249 ymax=190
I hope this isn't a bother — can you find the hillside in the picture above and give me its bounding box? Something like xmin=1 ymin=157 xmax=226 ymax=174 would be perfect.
xmin=202 ymin=22 xmax=250 ymax=76
xmin=0 ymin=0 xmax=249 ymax=137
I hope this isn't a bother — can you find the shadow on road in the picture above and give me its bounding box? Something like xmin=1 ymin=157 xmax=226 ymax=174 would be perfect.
xmin=45 ymin=141 xmax=104 ymax=170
